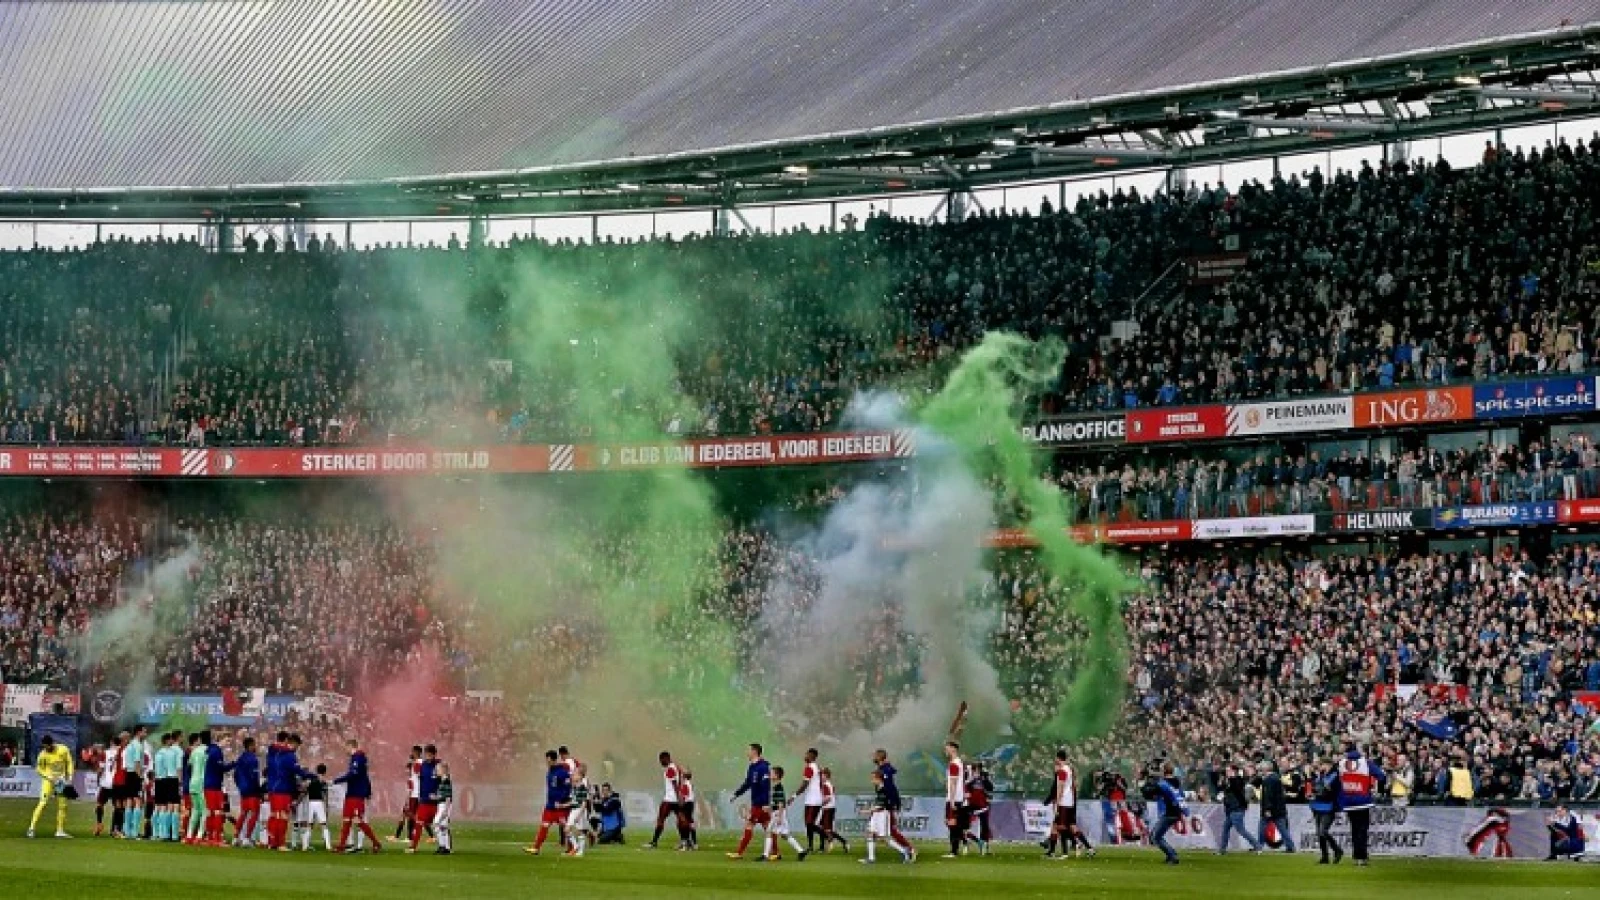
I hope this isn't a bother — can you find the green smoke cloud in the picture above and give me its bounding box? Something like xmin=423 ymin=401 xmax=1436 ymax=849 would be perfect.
xmin=915 ymin=332 xmax=1134 ymax=743
xmin=485 ymin=253 xmax=778 ymax=772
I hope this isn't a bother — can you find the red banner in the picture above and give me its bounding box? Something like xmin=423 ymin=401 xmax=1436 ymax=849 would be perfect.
xmin=0 ymin=432 xmax=913 ymax=479
xmin=0 ymin=447 xmax=174 ymax=476
xmin=1125 ymin=406 xmax=1227 ymax=443
xmin=1354 ymin=386 xmax=1473 ymax=428
xmin=200 ymin=447 xmax=552 ymax=477
xmin=1372 ymin=682 xmax=1470 ymax=704
xmin=1558 ymin=500 xmax=1600 ymax=524
xmin=989 ymin=520 xmax=1192 ymax=547
xmin=577 ymin=431 xmax=912 ymax=471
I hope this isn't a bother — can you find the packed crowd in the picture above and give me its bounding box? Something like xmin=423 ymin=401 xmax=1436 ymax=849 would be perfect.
xmin=1107 ymin=545 xmax=1600 ymax=804
xmin=1057 ymin=432 xmax=1600 ymax=523
xmin=4 ymin=137 xmax=1600 ymax=446
xmin=5 ymin=488 xmax=1598 ymax=802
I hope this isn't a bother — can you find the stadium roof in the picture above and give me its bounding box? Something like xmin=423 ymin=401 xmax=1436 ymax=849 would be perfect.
xmin=1 ymin=0 xmax=1598 ymax=217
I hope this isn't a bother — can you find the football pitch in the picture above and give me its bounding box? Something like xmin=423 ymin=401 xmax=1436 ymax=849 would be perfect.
xmin=0 ymin=800 xmax=1593 ymax=899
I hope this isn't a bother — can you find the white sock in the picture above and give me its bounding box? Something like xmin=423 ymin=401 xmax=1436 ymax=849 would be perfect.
xmin=867 ymin=836 xmax=876 ymax=861
xmin=321 ymin=826 xmax=331 ymax=851
xmin=786 ymin=834 xmax=805 ymax=853
xmin=439 ymin=825 xmax=451 ymax=851
xmin=354 ymin=830 xmax=365 ymax=850
xmin=764 ymin=833 xmax=775 ymax=856
xmin=574 ymin=832 xmax=585 ymax=855
xmin=300 ymin=826 xmax=309 ymax=850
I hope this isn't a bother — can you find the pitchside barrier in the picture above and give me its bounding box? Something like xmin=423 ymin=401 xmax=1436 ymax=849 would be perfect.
xmin=1024 ymin=800 xmax=1598 ymax=860
xmin=7 ymin=772 xmax=1593 ymax=859
xmin=705 ymin=794 xmax=1597 ymax=859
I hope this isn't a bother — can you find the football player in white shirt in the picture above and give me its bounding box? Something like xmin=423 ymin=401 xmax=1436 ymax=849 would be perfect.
xmin=818 ymin=767 xmax=848 ymax=852
xmin=92 ymin=743 xmax=115 ymax=836
xmin=942 ymin=741 xmax=968 ymax=859
xmin=679 ymin=771 xmax=698 ymax=850
xmin=646 ymin=750 xmax=690 ymax=850
xmin=1047 ymin=749 xmax=1095 ymax=859
xmin=394 ymin=746 xmax=422 ymax=841
xmin=797 ymin=748 xmax=825 ymax=852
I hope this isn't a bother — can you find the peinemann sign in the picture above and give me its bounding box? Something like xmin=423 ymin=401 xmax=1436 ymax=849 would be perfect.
xmin=1227 ymin=397 xmax=1352 ymax=436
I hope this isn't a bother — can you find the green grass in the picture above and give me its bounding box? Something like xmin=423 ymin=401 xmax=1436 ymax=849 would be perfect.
xmin=0 ymin=799 xmax=1593 ymax=898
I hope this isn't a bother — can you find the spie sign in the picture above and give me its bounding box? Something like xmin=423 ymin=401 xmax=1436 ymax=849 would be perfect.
xmin=1472 ymin=377 xmax=1598 ymax=419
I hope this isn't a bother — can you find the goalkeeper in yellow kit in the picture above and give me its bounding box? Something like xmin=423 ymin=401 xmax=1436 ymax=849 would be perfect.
xmin=29 ymin=735 xmax=76 ymax=838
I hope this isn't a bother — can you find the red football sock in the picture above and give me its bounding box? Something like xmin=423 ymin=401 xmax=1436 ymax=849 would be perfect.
xmin=336 ymin=822 xmax=352 ymax=849
xmin=360 ymin=823 xmax=381 ymax=847
xmin=534 ymin=824 xmax=549 ymax=850
xmin=736 ymin=828 xmax=754 ymax=855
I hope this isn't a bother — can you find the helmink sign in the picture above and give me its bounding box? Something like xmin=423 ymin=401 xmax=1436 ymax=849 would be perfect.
xmin=1318 ymin=509 xmax=1431 ymax=533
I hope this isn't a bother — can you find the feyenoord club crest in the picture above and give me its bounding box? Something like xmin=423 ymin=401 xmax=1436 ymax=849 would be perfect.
xmin=92 ymin=690 xmax=123 ymax=723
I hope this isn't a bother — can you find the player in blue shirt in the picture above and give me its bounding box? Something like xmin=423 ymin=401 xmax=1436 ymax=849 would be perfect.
xmin=727 ymin=743 xmax=772 ymax=860
xmin=334 ymin=739 xmax=382 ymax=853
xmin=224 ymin=737 xmax=263 ymax=847
xmin=526 ymin=750 xmax=572 ymax=855
xmin=872 ymin=748 xmax=916 ymax=858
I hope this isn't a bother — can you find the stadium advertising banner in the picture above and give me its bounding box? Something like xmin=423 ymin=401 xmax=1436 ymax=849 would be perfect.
xmin=1559 ymin=500 xmax=1600 ymax=524
xmin=1354 ymin=386 xmax=1473 ymax=428
xmin=1184 ymin=252 xmax=1250 ymax=285
xmin=1471 ymin=376 xmax=1599 ymax=419
xmin=137 ymin=693 xmax=305 ymax=725
xmin=1226 ymin=397 xmax=1353 ymax=437
xmin=1125 ymin=406 xmax=1228 ymax=443
xmin=1317 ymin=509 xmax=1432 ymax=533
xmin=1191 ymin=514 xmax=1315 ymax=539
xmin=1434 ymin=502 xmax=1557 ymax=529
xmin=0 ymin=431 xmax=912 ymax=479
xmin=0 ymin=447 xmax=172 ymax=476
xmin=712 ymin=792 xmax=947 ymax=841
xmin=1020 ymin=413 xmax=1125 ymax=447
xmin=579 ymin=430 xmax=913 ymax=470
xmin=1125 ymin=803 xmax=1593 ymax=859
xmin=0 ymin=683 xmax=48 ymax=727
xmin=0 ymin=766 xmax=42 ymax=799
xmin=988 ymin=521 xmax=1193 ymax=547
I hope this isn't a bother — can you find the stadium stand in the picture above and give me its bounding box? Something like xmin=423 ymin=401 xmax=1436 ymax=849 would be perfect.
xmin=4 ymin=136 xmax=1600 ymax=448
xmin=4 ymin=490 xmax=1598 ymax=799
